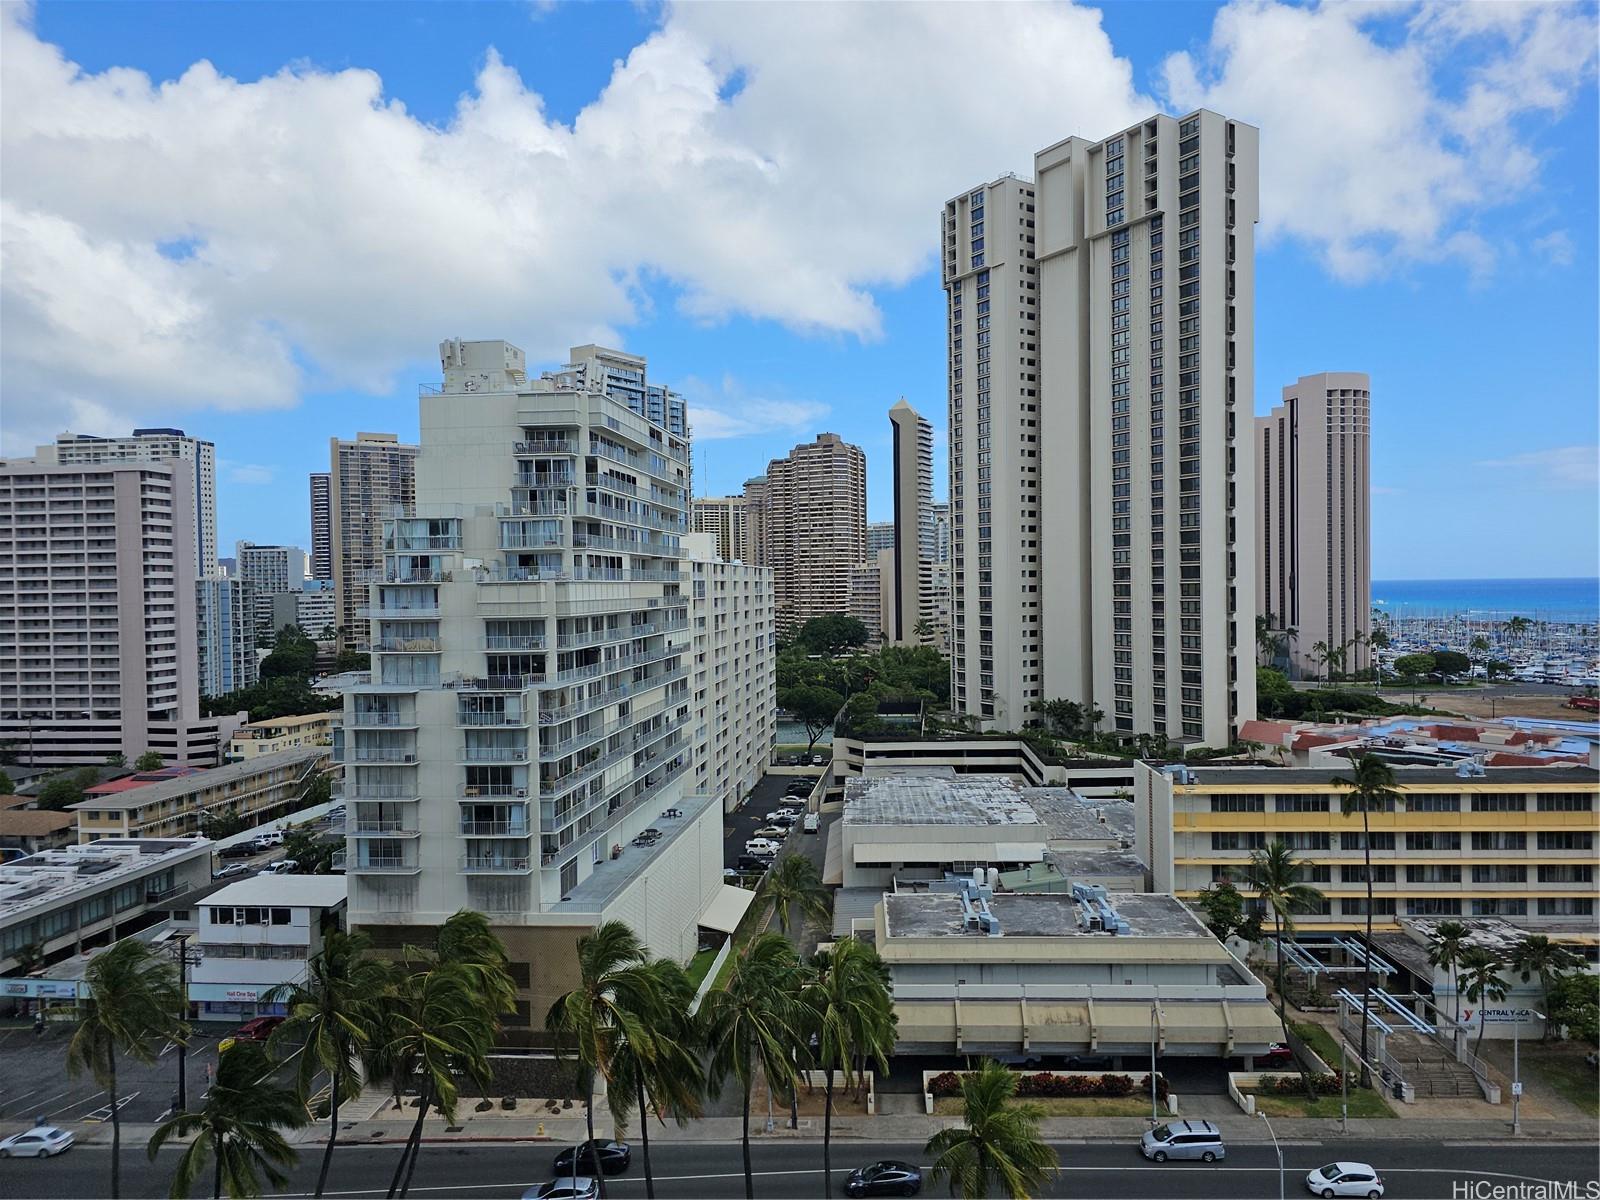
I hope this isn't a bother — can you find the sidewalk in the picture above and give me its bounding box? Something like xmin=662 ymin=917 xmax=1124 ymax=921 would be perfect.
xmin=78 ymin=1110 xmax=1599 ymax=1149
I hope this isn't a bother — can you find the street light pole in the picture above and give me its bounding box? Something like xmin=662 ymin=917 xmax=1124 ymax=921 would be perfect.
xmin=1339 ymin=1035 xmax=1348 ymax=1135
xmin=1149 ymin=1002 xmax=1160 ymax=1123
xmin=170 ymin=933 xmax=199 ymax=1112
xmin=1258 ymin=1110 xmax=1284 ymax=1200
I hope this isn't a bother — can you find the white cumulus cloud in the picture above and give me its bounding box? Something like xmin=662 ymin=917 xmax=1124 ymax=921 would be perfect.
xmin=679 ymin=374 xmax=830 ymax=442
xmin=1478 ymin=445 xmax=1599 ymax=489
xmin=1161 ymin=0 xmax=1597 ymax=280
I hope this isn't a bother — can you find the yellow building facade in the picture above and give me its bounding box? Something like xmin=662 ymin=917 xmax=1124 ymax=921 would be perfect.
xmin=226 ymin=711 xmax=337 ymax=760
xmin=1135 ymin=763 xmax=1598 ymax=932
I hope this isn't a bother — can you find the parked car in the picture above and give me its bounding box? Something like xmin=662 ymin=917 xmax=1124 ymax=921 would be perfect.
xmin=1255 ymin=1043 xmax=1294 ymax=1069
xmin=233 ymin=1016 xmax=285 ymax=1042
xmin=844 ymin=1160 xmax=923 ymax=1197
xmin=1305 ymin=1162 xmax=1385 ymax=1198
xmin=552 ymin=1140 xmax=631 ymax=1177
xmin=753 ymin=826 xmax=787 ymax=840
xmin=1062 ymin=1053 xmax=1114 ymax=1070
xmin=810 ymin=754 xmax=826 ymax=766
xmin=212 ymin=864 xmax=252 ymax=881
xmin=803 ymin=812 xmax=820 ymax=833
xmin=219 ymin=842 xmax=259 ymax=860
xmin=772 ymin=811 xmax=800 ymax=826
xmin=744 ymin=838 xmax=782 ymax=856
xmin=262 ymin=859 xmax=299 ymax=875
xmin=785 ymin=780 xmax=812 ymax=794
xmin=523 ymin=1180 xmax=599 ymax=1200
xmin=766 ymin=810 xmax=796 ymax=822
xmin=1140 ymin=1120 xmax=1226 ymax=1162
xmin=736 ymin=855 xmax=771 ymax=873
xmin=0 ymin=1125 xmax=75 ymax=1158
xmin=251 ymin=831 xmax=284 ymax=850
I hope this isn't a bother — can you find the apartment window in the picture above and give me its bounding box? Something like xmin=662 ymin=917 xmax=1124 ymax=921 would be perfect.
xmin=1342 ymin=898 xmax=1396 ymax=916
xmin=1536 ymin=793 xmax=1594 ymax=812
xmin=1537 ymin=898 xmax=1596 ymax=916
xmin=1209 ymin=796 xmax=1264 ymax=813
xmin=1341 ymin=832 xmax=1395 ymax=851
xmin=1470 ymin=794 xmax=1526 ymax=813
xmin=1537 ymin=832 xmax=1594 ymax=850
xmin=1406 ymin=898 xmax=1461 ymax=916
xmin=1275 ymin=795 xmax=1330 ymax=813
xmin=1537 ymin=864 xmax=1594 ymax=883
xmin=1211 ymin=832 xmax=1266 ymax=851
xmin=1471 ymin=831 xmax=1526 ymax=850
xmin=1279 ymin=832 xmax=1330 ymax=851
xmin=1471 ymin=865 xmax=1526 ymax=883
xmin=1342 ymin=864 xmax=1395 ymax=883
xmin=1406 ymin=864 xmax=1461 ymax=883
xmin=1406 ymin=794 xmax=1460 ymax=813
xmin=1405 ymin=832 xmax=1461 ymax=851
xmin=1471 ymin=899 xmax=1528 ymax=917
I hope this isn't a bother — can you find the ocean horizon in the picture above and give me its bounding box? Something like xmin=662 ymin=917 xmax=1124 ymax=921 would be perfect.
xmin=1372 ymin=577 xmax=1600 ymax=623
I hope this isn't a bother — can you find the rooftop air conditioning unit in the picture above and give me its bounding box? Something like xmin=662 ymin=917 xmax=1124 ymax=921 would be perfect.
xmin=515 ymin=788 xmax=527 ymax=798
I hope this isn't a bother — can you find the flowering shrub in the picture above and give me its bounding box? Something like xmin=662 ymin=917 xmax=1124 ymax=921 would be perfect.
xmin=929 ymin=1069 xmax=1168 ymax=1100
xmin=1253 ymin=1072 xmax=1346 ymax=1094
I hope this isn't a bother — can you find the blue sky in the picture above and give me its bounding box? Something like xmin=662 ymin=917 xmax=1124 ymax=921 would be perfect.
xmin=3 ymin=1 xmax=1596 ymax=579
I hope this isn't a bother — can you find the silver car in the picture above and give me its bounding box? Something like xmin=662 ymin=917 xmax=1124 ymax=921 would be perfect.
xmin=1139 ymin=1120 xmax=1225 ymax=1162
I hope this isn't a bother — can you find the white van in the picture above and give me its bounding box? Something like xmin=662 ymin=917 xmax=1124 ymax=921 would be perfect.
xmin=744 ymin=838 xmax=782 ymax=856
xmin=803 ymin=813 xmax=820 ymax=834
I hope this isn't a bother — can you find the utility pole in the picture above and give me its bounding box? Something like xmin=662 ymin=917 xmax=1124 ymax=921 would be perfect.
xmin=170 ymin=933 xmax=200 ymax=1111
xmin=1258 ymin=1110 xmax=1284 ymax=1200
xmin=1339 ymin=1036 xmax=1348 ymax=1135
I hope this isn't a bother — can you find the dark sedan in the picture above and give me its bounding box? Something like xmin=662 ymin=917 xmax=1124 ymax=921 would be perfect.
xmin=844 ymin=1161 xmax=922 ymax=1197
xmin=552 ymin=1140 xmax=630 ymax=1177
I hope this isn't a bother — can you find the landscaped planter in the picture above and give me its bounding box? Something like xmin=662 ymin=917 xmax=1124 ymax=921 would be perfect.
xmin=921 ymin=1069 xmax=1176 ymax=1116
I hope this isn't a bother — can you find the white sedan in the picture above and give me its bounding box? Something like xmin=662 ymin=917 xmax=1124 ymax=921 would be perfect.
xmin=0 ymin=1125 xmax=75 ymax=1158
xmin=1306 ymin=1162 xmax=1384 ymax=1198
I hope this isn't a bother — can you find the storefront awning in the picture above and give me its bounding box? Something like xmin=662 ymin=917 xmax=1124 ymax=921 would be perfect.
xmin=698 ymin=883 xmax=757 ymax=934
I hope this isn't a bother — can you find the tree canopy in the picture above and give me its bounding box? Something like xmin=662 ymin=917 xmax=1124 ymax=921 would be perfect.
xmin=1393 ymin=652 xmax=1437 ymax=679
xmin=261 ymin=625 xmax=319 ymax=681
xmin=37 ymin=767 xmax=101 ymax=812
xmin=1431 ymin=650 xmax=1471 ymax=677
xmin=201 ymin=677 xmax=341 ymax=721
xmin=795 ymin=614 xmax=870 ymax=654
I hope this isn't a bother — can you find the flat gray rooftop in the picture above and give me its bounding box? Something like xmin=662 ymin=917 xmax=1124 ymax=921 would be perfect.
xmin=1047 ymin=848 xmax=1147 ymax=876
xmin=1022 ymin=788 xmax=1135 ymax=842
xmin=883 ymin=890 xmax=1205 ymax=940
xmin=1181 ymin=764 xmax=1599 ymax=787
xmin=843 ymin=774 xmax=1042 ymax=827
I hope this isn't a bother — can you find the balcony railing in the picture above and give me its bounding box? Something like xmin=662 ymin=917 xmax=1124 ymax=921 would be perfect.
xmin=459 ymin=820 xmax=531 ymax=838
xmin=458 ymin=709 xmax=529 ymax=727
xmin=351 ymin=749 xmax=417 ymax=763
xmin=376 ymin=637 xmax=441 ymax=652
xmin=344 ymin=783 xmax=420 ymax=800
xmin=352 ymin=710 xmax=408 ymax=726
xmin=514 ymin=473 xmax=576 ymax=490
xmin=460 ymin=784 xmax=529 ymax=799
xmin=350 ymin=857 xmax=419 ymax=873
xmin=459 ymin=855 xmax=532 ymax=874
xmin=446 ymin=673 xmax=545 ymax=691
xmin=482 ymin=635 xmax=546 ymax=651
xmin=349 ymin=819 xmax=419 ymax=836
xmin=461 ymin=745 xmax=530 ymax=763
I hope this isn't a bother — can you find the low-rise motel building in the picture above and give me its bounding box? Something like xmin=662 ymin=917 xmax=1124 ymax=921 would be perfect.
xmin=71 ymin=747 xmax=331 ymax=841
xmin=225 ymin=711 xmax=337 ymax=761
xmin=1135 ymin=762 xmax=1599 ymax=932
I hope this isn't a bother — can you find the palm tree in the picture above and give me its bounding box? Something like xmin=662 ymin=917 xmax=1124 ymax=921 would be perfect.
xmin=1426 ymin=921 xmax=1470 ymax=1033
xmin=146 ymin=1040 xmax=306 ymax=1198
xmin=375 ymin=912 xmax=514 ymax=1199
xmin=760 ymin=854 xmax=831 ymax=939
xmin=1243 ymin=840 xmax=1325 ymax=1099
xmin=266 ymin=931 xmax=394 ymax=1197
xmin=546 ymin=922 xmax=663 ymax=1200
xmin=67 ymin=939 xmax=183 ymax=1199
xmin=1332 ymin=754 xmax=1399 ymax=1087
xmin=1460 ymin=947 xmax=1509 ymax=1057
xmin=1368 ymin=625 xmax=1390 ymax=654
xmin=1507 ymin=935 xmax=1582 ymax=1040
xmin=1309 ymin=640 xmax=1331 ymax=687
xmin=803 ymin=937 xmax=897 ymax=1196
xmin=700 ymin=933 xmax=808 ymax=1200
xmin=1255 ymin=614 xmax=1275 ymax=667
xmin=608 ymin=956 xmax=704 ymax=1200
xmin=1468 ymin=634 xmax=1490 ymax=663
xmin=924 ymin=1060 xmax=1057 ymax=1200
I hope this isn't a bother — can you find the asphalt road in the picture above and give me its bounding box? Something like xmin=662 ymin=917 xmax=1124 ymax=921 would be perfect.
xmin=5 ymin=1136 xmax=1597 ymax=1199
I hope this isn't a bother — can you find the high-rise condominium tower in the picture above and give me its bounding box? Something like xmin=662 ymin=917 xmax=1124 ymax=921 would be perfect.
xmin=889 ymin=399 xmax=937 ymax=645
xmin=329 ymin=432 xmax=418 ymax=644
xmin=197 ymin=577 xmax=258 ymax=698
xmin=866 ymin=522 xmax=896 ymax=556
xmin=740 ymin=476 xmax=769 ymax=567
xmin=309 ymin=472 xmax=332 ymax=581
xmin=0 ymin=454 xmax=238 ymax=765
xmin=762 ymin=434 xmax=866 ymax=637
xmin=341 ymin=337 xmax=732 ymax=1030
xmin=1257 ymin=372 xmax=1371 ymax=681
xmin=948 ymin=110 xmax=1258 ymax=746
xmin=560 ymin=345 xmax=689 ymax=438
xmin=49 ymin=429 xmax=218 ymax=578
xmin=235 ymin=542 xmax=308 ymax=645
xmin=691 ymin=495 xmax=749 ymax=562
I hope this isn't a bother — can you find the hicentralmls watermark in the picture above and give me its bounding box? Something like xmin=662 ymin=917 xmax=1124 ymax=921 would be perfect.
xmin=1452 ymin=1181 xmax=1600 ymax=1200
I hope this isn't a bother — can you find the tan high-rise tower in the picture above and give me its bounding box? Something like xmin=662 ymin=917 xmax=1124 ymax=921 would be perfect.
xmin=329 ymin=432 xmax=418 ymax=645
xmin=949 ymin=110 xmax=1258 ymax=746
xmin=764 ymin=434 xmax=866 ymax=637
xmin=888 ymin=399 xmax=937 ymax=645
xmin=1257 ymin=372 xmax=1372 ymax=680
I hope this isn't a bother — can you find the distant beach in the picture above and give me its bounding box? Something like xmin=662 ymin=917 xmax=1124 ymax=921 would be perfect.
xmin=1372 ymin=577 xmax=1599 ymax=624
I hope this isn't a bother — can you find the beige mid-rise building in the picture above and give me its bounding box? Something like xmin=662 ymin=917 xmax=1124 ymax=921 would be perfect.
xmin=949 ymin=109 xmax=1258 ymax=746
xmin=329 ymin=432 xmax=418 ymax=646
xmin=762 ymin=433 xmax=866 ymax=637
xmin=690 ymin=495 xmax=749 ymax=562
xmin=848 ymin=549 xmax=894 ymax=644
xmin=0 ymin=455 xmax=239 ymax=766
xmin=1257 ymin=373 xmax=1372 ymax=680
